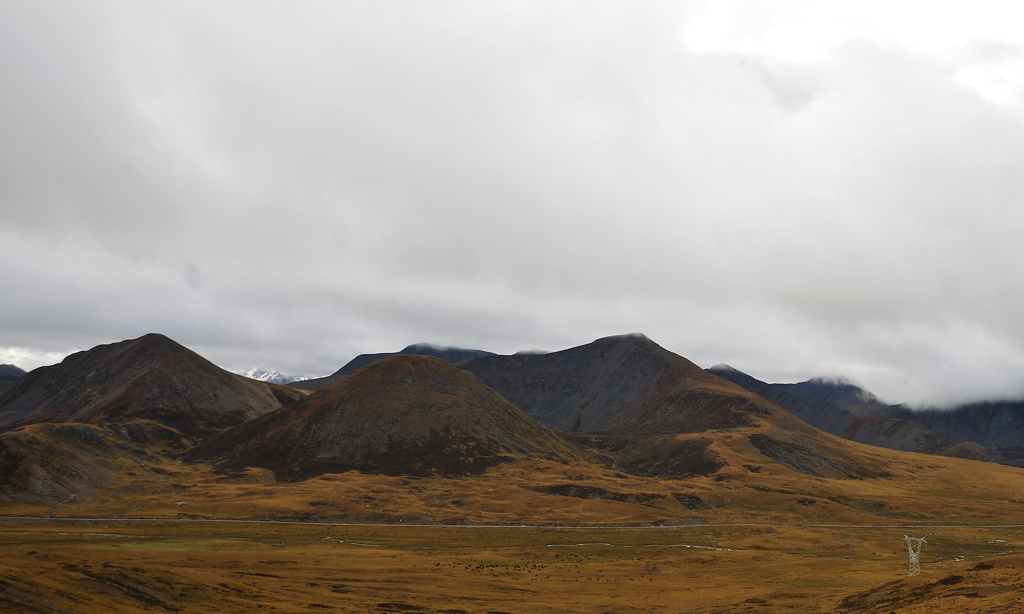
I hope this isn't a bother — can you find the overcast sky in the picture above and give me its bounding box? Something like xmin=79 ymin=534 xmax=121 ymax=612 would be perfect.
xmin=3 ymin=1 xmax=1024 ymax=407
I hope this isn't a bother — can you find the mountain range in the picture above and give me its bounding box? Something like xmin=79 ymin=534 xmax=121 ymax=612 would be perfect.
xmin=0 ymin=332 xmax=873 ymax=499
xmin=706 ymin=364 xmax=989 ymax=462
xmin=459 ymin=334 xmax=868 ymax=478
xmin=863 ymin=401 xmax=1024 ymax=467
xmin=189 ymin=354 xmax=593 ymax=480
xmin=707 ymin=363 xmax=1024 ymax=466
xmin=5 ymin=332 xmax=1024 ymax=614
xmin=3 ymin=330 xmax=1024 ymax=508
xmin=230 ymin=367 xmax=310 ymax=385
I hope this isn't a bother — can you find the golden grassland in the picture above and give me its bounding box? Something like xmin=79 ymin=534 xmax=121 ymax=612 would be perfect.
xmin=7 ymin=427 xmax=1024 ymax=527
xmin=4 ymin=518 xmax=1024 ymax=613
xmin=6 ymin=427 xmax=1024 ymax=612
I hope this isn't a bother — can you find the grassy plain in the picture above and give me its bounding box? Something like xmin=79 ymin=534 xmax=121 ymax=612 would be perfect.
xmin=3 ymin=518 xmax=1024 ymax=613
xmin=6 ymin=429 xmax=1024 ymax=612
xmin=8 ymin=430 xmax=1024 ymax=527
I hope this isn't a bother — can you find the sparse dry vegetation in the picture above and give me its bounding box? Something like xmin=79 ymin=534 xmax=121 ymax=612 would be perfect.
xmin=6 ymin=334 xmax=1024 ymax=612
xmin=5 ymin=516 xmax=1024 ymax=613
xmin=4 ymin=441 xmax=1024 ymax=613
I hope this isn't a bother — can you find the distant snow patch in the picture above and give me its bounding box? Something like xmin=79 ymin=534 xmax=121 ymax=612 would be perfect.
xmin=231 ymin=368 xmax=310 ymax=385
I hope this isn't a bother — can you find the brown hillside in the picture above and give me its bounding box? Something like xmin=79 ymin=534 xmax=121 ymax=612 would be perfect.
xmin=189 ymin=355 xmax=596 ymax=480
xmin=0 ymin=420 xmax=187 ymax=504
xmin=0 ymin=334 xmax=307 ymax=442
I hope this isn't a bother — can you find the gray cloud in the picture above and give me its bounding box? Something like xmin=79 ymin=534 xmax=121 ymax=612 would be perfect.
xmin=3 ymin=1 xmax=1024 ymax=407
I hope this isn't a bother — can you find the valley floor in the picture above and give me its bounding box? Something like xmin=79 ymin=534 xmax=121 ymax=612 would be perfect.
xmin=6 ymin=438 xmax=1024 ymax=613
xmin=3 ymin=518 xmax=1024 ymax=613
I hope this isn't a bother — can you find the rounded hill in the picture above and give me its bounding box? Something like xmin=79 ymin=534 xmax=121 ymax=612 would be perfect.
xmin=190 ymin=354 xmax=593 ymax=479
xmin=0 ymin=334 xmax=306 ymax=442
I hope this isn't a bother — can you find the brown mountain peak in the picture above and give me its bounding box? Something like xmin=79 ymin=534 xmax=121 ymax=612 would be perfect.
xmin=191 ymin=354 xmax=593 ymax=480
xmin=0 ymin=333 xmax=304 ymax=443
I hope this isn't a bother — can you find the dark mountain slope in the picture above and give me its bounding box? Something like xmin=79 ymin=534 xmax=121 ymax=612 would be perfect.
xmin=0 ymin=364 xmax=26 ymax=393
xmin=0 ymin=334 xmax=306 ymax=442
xmin=706 ymin=364 xmax=855 ymax=435
xmin=189 ymin=355 xmax=594 ymax=480
xmin=459 ymin=335 xmax=912 ymax=480
xmin=201 ymin=340 xmax=865 ymax=481
xmin=706 ymin=364 xmax=988 ymax=462
xmin=882 ymin=401 xmax=1024 ymax=447
xmin=871 ymin=401 xmax=1024 ymax=467
xmin=459 ymin=334 xmax=792 ymax=436
xmin=773 ymin=377 xmax=881 ymax=408
xmin=0 ymin=365 xmax=25 ymax=377
xmin=843 ymin=415 xmax=987 ymax=460
xmin=292 ymin=343 xmax=495 ymax=391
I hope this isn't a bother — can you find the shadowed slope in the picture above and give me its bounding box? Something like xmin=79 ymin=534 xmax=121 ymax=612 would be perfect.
xmin=190 ymin=355 xmax=594 ymax=480
xmin=707 ymin=364 xmax=988 ymax=462
xmin=0 ymin=364 xmax=25 ymax=393
xmin=0 ymin=334 xmax=306 ymax=442
xmin=844 ymin=415 xmax=988 ymax=460
xmin=870 ymin=400 xmax=1024 ymax=467
xmin=461 ymin=335 xmax=933 ymax=479
xmin=774 ymin=377 xmax=881 ymax=408
xmin=707 ymin=364 xmax=855 ymax=435
xmin=460 ymin=334 xmax=881 ymax=479
xmin=460 ymin=334 xmax=787 ymax=436
xmin=881 ymin=401 xmax=1024 ymax=447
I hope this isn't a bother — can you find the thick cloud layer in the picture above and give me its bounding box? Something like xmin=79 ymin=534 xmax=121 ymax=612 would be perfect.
xmin=3 ymin=1 xmax=1024 ymax=407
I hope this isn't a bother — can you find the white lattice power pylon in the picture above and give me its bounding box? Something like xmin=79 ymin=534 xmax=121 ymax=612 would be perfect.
xmin=903 ymin=535 xmax=926 ymax=576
